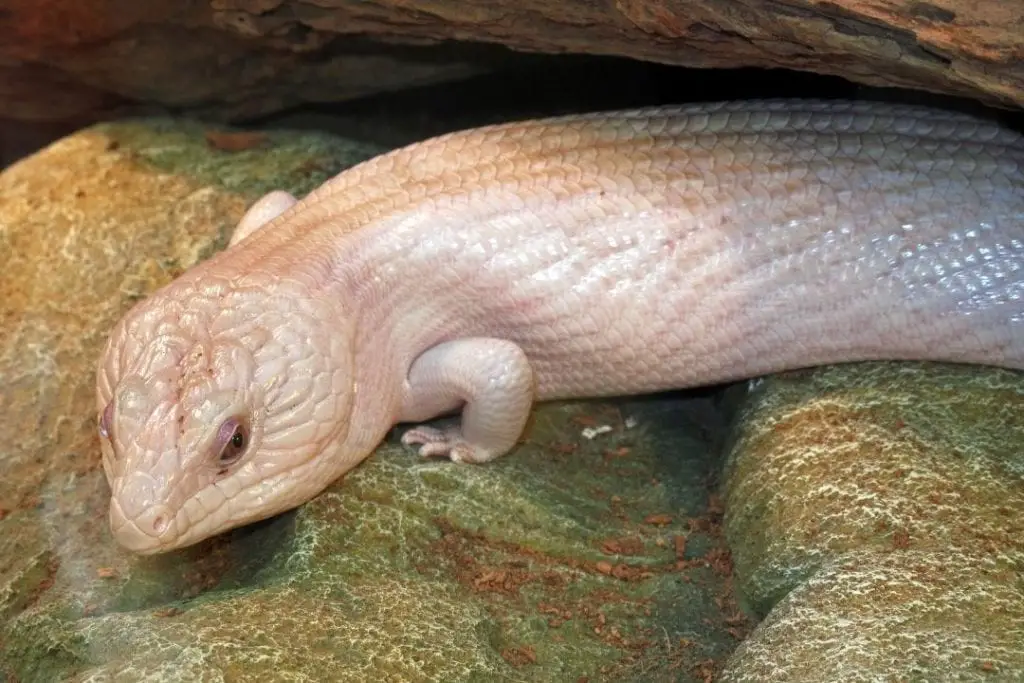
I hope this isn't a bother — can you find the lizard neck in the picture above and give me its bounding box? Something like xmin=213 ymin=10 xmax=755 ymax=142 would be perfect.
xmin=319 ymin=224 xmax=441 ymax=474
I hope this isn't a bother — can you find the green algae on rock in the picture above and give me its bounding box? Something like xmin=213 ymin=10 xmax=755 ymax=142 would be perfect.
xmin=0 ymin=118 xmax=382 ymax=682
xmin=0 ymin=120 xmax=746 ymax=682
xmin=720 ymin=549 xmax=1023 ymax=682
xmin=721 ymin=362 xmax=1024 ymax=680
xmin=11 ymin=113 xmax=1017 ymax=683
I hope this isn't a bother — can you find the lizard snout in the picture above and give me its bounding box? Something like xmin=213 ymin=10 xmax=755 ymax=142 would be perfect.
xmin=109 ymin=472 xmax=178 ymax=553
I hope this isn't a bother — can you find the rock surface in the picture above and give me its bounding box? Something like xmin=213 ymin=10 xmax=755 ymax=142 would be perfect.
xmin=721 ymin=550 xmax=1022 ymax=682
xmin=0 ymin=119 xmax=747 ymax=682
xmin=2 ymin=114 xmax=1020 ymax=683
xmin=1 ymin=0 xmax=1021 ymax=127
xmin=721 ymin=363 xmax=1024 ymax=681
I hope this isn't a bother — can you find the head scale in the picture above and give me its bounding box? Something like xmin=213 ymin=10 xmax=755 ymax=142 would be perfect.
xmin=96 ymin=276 xmax=354 ymax=554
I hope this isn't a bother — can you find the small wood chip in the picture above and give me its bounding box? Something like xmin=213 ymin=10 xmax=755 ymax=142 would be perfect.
xmin=644 ymin=514 xmax=673 ymax=526
xmin=204 ymin=130 xmax=268 ymax=152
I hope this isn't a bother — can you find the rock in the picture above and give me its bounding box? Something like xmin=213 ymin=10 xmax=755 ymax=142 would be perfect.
xmin=0 ymin=119 xmax=747 ymax=681
xmin=721 ymin=550 xmax=1022 ymax=682
xmin=721 ymin=363 xmax=1024 ymax=680
xmin=0 ymin=0 xmax=493 ymax=124
xmin=1 ymin=0 xmax=1021 ymax=127
xmin=4 ymin=107 xmax=1020 ymax=683
xmin=235 ymin=0 xmax=1022 ymax=106
xmin=0 ymin=118 xmax=85 ymax=169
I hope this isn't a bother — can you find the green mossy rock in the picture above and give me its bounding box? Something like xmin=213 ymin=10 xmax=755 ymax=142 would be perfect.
xmin=0 ymin=119 xmax=744 ymax=682
xmin=721 ymin=363 xmax=1024 ymax=681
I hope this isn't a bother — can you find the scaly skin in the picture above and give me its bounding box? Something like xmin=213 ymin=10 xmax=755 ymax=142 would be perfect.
xmin=96 ymin=99 xmax=1024 ymax=554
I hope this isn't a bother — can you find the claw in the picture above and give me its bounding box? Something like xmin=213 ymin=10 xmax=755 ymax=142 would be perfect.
xmin=400 ymin=426 xmax=490 ymax=464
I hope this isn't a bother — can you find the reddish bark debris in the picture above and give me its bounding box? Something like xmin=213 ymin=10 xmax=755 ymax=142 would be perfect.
xmin=595 ymin=560 xmax=654 ymax=582
xmin=425 ymin=484 xmax=751 ymax=678
xmin=603 ymin=446 xmax=632 ymax=461
xmin=538 ymin=601 xmax=573 ymax=627
xmin=600 ymin=536 xmax=645 ymax=556
xmin=549 ymin=442 xmax=579 ymax=456
xmin=693 ymin=657 xmax=719 ymax=682
xmin=673 ymin=535 xmax=687 ymax=560
xmin=706 ymin=547 xmax=734 ymax=576
xmin=643 ymin=514 xmax=673 ymax=526
xmin=501 ymin=645 xmax=537 ymax=667
xmin=204 ymin=130 xmax=268 ymax=152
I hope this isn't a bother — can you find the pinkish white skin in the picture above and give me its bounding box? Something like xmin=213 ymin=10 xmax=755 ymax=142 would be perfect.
xmin=228 ymin=190 xmax=297 ymax=247
xmin=96 ymin=99 xmax=1024 ymax=554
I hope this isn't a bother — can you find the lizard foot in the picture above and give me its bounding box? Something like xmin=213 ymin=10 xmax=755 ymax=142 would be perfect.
xmin=401 ymin=425 xmax=494 ymax=464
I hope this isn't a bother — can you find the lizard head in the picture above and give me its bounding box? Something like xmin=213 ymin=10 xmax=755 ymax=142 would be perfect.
xmin=96 ymin=276 xmax=356 ymax=554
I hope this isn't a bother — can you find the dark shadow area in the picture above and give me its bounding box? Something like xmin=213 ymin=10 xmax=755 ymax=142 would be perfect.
xmin=6 ymin=48 xmax=1022 ymax=170
xmin=248 ymin=52 xmax=1024 ymax=145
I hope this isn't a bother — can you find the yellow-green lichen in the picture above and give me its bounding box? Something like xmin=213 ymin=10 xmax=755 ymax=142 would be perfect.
xmin=721 ymin=362 xmax=1024 ymax=680
xmin=1 ymin=120 xmax=747 ymax=683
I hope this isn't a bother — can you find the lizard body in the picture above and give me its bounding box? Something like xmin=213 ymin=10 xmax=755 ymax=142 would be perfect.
xmin=96 ymin=99 xmax=1024 ymax=553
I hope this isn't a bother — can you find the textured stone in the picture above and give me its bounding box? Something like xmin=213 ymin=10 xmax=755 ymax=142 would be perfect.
xmin=0 ymin=0 xmax=491 ymax=124
xmin=1 ymin=0 xmax=1021 ymax=127
xmin=0 ymin=119 xmax=745 ymax=682
xmin=721 ymin=363 xmax=1024 ymax=680
xmin=5 ymin=105 xmax=1021 ymax=683
xmin=721 ymin=550 xmax=1023 ymax=682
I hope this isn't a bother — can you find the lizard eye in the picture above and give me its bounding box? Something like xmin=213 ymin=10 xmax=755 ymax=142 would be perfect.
xmin=215 ymin=417 xmax=248 ymax=468
xmin=99 ymin=400 xmax=114 ymax=440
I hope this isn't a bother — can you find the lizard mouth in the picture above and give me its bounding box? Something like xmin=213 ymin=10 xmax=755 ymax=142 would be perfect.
xmin=108 ymin=496 xmax=182 ymax=554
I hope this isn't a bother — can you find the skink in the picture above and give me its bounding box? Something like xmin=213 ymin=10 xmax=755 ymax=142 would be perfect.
xmin=95 ymin=99 xmax=1024 ymax=553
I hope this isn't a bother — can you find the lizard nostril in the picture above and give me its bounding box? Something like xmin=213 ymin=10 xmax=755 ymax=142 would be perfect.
xmin=136 ymin=504 xmax=174 ymax=538
xmin=110 ymin=501 xmax=178 ymax=552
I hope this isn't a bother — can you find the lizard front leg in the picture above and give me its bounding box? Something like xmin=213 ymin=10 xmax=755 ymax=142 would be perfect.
xmin=229 ymin=190 xmax=298 ymax=247
xmin=399 ymin=338 xmax=535 ymax=464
